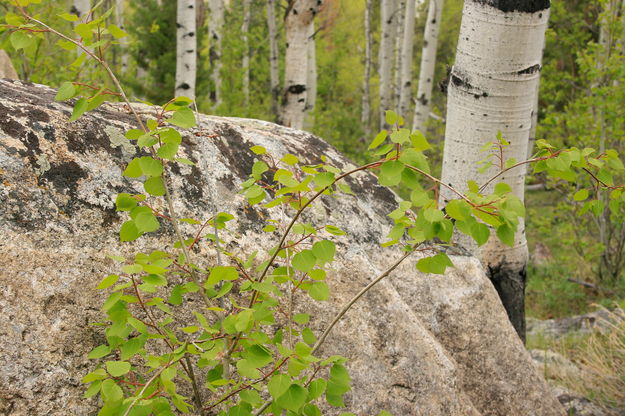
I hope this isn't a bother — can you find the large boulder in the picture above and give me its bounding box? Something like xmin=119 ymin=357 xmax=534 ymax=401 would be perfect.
xmin=0 ymin=79 xmax=565 ymax=416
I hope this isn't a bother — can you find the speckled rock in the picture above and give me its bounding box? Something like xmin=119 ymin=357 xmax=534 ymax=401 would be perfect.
xmin=0 ymin=79 xmax=565 ymax=416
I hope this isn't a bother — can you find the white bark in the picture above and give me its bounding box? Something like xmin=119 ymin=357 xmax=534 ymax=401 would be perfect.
xmin=115 ymin=0 xmax=128 ymax=75
xmin=208 ymin=0 xmax=225 ymax=108
xmin=72 ymin=0 xmax=90 ymax=19
xmin=280 ymin=0 xmax=320 ymax=130
xmin=398 ymin=0 xmax=417 ymax=119
xmin=304 ymin=21 xmax=317 ymax=130
xmin=242 ymin=0 xmax=251 ymax=109
xmin=412 ymin=0 xmax=443 ymax=132
xmin=267 ymin=0 xmax=280 ymax=119
xmin=392 ymin=0 xmax=405 ymax=109
xmin=361 ymin=0 xmax=373 ymax=136
xmin=440 ymin=0 xmax=550 ymax=338
xmin=175 ymin=0 xmax=197 ymax=99
xmin=379 ymin=0 xmax=395 ymax=128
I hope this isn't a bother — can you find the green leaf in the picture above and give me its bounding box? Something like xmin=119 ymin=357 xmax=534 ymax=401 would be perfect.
xmin=157 ymin=142 xmax=179 ymax=160
xmin=144 ymin=177 xmax=166 ymax=196
xmin=281 ymin=153 xmax=299 ymax=165
xmin=416 ymin=253 xmax=454 ymax=275
xmin=70 ymin=98 xmax=88 ymax=121
xmin=325 ymin=225 xmax=346 ymax=236
xmin=385 ymin=110 xmax=399 ymax=125
xmin=307 ymin=379 xmax=326 ymax=401
xmin=58 ymin=12 xmax=80 ymax=22
xmin=55 ymin=82 xmax=76 ymax=101
xmin=100 ymin=379 xmax=123 ymax=404
xmin=378 ymin=160 xmax=404 ymax=187
xmin=120 ymin=337 xmax=146 ymax=360
xmin=471 ymin=222 xmax=490 ymax=246
xmin=10 ymin=31 xmax=32 ymax=50
xmin=168 ymin=107 xmax=196 ymax=128
xmin=312 ymin=240 xmax=336 ymax=263
xmin=120 ymin=220 xmax=141 ymax=242
xmin=309 ymin=282 xmax=329 ymax=301
xmin=240 ymin=389 xmax=261 ymax=405
xmin=143 ymin=274 xmax=167 ymax=286
xmin=108 ymin=24 xmax=127 ymax=39
xmin=106 ymin=361 xmax=131 ymax=377
xmin=445 ymin=200 xmax=471 ymax=221
xmin=573 ymin=189 xmax=589 ymax=201
xmin=494 ymin=183 xmax=512 ymax=195
xmin=206 ymin=266 xmax=239 ymax=286
xmin=83 ymin=380 xmax=101 ymax=399
xmin=410 ymin=130 xmax=431 ymax=151
xmin=252 ymin=160 xmax=269 ymax=180
xmin=292 ymin=250 xmax=316 ymax=273
xmin=250 ymin=145 xmax=266 ymax=155
xmin=97 ymin=274 xmax=120 ymax=290
xmin=268 ymin=374 xmax=291 ymax=399
xmin=134 ymin=212 xmax=160 ymax=233
xmin=293 ymin=313 xmax=310 ymax=325
xmin=314 ymin=172 xmax=335 ymax=188
xmin=390 ymin=128 xmax=410 ymax=144
xmin=369 ymin=130 xmax=388 ymax=150
xmin=496 ymin=223 xmax=515 ymax=246
xmin=276 ymin=384 xmax=308 ymax=412
xmin=88 ymin=344 xmax=111 ymax=359
xmin=138 ymin=157 xmax=163 ymax=177
xmin=115 ymin=193 xmax=137 ymax=211
xmin=123 ymin=158 xmax=142 ymax=178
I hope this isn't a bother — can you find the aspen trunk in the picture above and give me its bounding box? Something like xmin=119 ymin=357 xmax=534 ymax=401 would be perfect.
xmin=392 ymin=0 xmax=405 ymax=109
xmin=412 ymin=0 xmax=443 ymax=132
xmin=72 ymin=0 xmax=90 ymax=19
xmin=208 ymin=0 xmax=225 ymax=109
xmin=398 ymin=0 xmax=417 ymax=120
xmin=379 ymin=0 xmax=395 ymax=128
xmin=280 ymin=0 xmax=320 ymax=130
xmin=361 ymin=0 xmax=373 ymax=137
xmin=304 ymin=21 xmax=317 ymax=130
xmin=267 ymin=0 xmax=280 ymax=120
xmin=115 ymin=0 xmax=128 ymax=74
xmin=175 ymin=0 xmax=197 ymax=99
xmin=242 ymin=0 xmax=251 ymax=110
xmin=440 ymin=0 xmax=550 ymax=340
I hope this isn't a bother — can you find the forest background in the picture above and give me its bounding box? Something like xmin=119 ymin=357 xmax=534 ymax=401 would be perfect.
xmin=1 ymin=0 xmax=624 ymax=342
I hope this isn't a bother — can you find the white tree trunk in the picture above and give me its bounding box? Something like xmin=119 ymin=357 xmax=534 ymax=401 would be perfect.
xmin=361 ymin=0 xmax=373 ymax=137
xmin=280 ymin=0 xmax=320 ymax=130
xmin=175 ymin=0 xmax=197 ymax=99
xmin=379 ymin=0 xmax=395 ymax=128
xmin=242 ymin=0 xmax=251 ymax=109
xmin=208 ymin=0 xmax=225 ymax=108
xmin=72 ymin=0 xmax=90 ymax=19
xmin=304 ymin=21 xmax=317 ymax=130
xmin=392 ymin=0 xmax=405 ymax=109
xmin=439 ymin=0 xmax=550 ymax=339
xmin=267 ymin=0 xmax=280 ymax=120
xmin=398 ymin=0 xmax=417 ymax=119
xmin=412 ymin=0 xmax=443 ymax=132
xmin=115 ymin=0 xmax=128 ymax=75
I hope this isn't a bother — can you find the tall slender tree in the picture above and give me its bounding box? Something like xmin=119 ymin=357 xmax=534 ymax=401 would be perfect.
xmin=242 ymin=0 xmax=251 ymax=109
xmin=280 ymin=0 xmax=321 ymax=130
xmin=72 ymin=0 xmax=90 ymax=19
xmin=398 ymin=0 xmax=417 ymax=119
xmin=362 ymin=0 xmax=373 ymax=137
xmin=267 ymin=0 xmax=280 ymax=120
xmin=115 ymin=0 xmax=128 ymax=74
xmin=439 ymin=0 xmax=550 ymax=339
xmin=412 ymin=0 xmax=443 ymax=132
xmin=175 ymin=0 xmax=197 ymax=99
xmin=392 ymin=0 xmax=406 ymax=108
xmin=304 ymin=21 xmax=317 ymax=129
xmin=379 ymin=0 xmax=395 ymax=128
xmin=208 ymin=0 xmax=225 ymax=108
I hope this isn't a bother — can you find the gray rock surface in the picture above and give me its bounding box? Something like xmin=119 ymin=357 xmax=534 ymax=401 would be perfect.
xmin=0 ymin=50 xmax=18 ymax=80
xmin=0 ymin=79 xmax=565 ymax=415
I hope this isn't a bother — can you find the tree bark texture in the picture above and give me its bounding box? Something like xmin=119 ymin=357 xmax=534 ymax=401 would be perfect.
xmin=115 ymin=0 xmax=128 ymax=75
xmin=72 ymin=0 xmax=90 ymax=19
xmin=392 ymin=0 xmax=405 ymax=110
xmin=242 ymin=0 xmax=251 ymax=109
xmin=412 ymin=0 xmax=443 ymax=132
xmin=208 ymin=0 xmax=225 ymax=108
xmin=304 ymin=21 xmax=317 ymax=130
xmin=379 ymin=0 xmax=395 ymax=128
xmin=398 ymin=0 xmax=417 ymax=120
xmin=267 ymin=0 xmax=281 ymax=120
xmin=175 ymin=0 xmax=197 ymax=99
xmin=361 ymin=0 xmax=373 ymax=137
xmin=440 ymin=0 xmax=550 ymax=340
xmin=280 ymin=0 xmax=320 ymax=130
